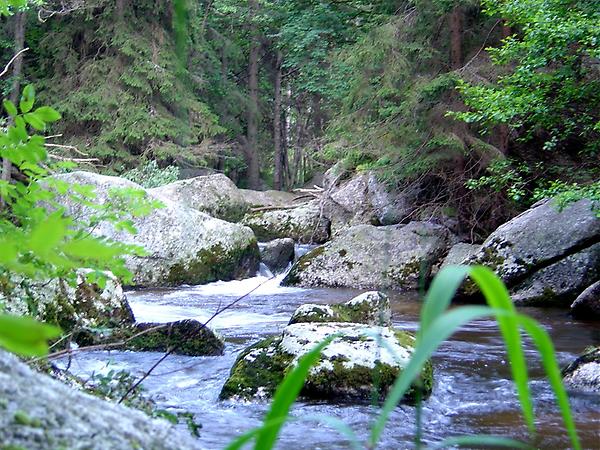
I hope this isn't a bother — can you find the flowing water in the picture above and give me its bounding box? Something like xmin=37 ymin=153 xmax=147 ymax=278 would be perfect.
xmin=60 ymin=262 xmax=600 ymax=449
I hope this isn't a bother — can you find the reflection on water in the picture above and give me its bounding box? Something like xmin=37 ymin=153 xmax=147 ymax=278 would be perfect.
xmin=61 ymin=273 xmax=600 ymax=449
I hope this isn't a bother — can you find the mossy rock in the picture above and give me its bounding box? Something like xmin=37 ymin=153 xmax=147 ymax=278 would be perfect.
xmin=562 ymin=346 xmax=600 ymax=394
xmin=219 ymin=322 xmax=433 ymax=404
xmin=289 ymin=291 xmax=391 ymax=326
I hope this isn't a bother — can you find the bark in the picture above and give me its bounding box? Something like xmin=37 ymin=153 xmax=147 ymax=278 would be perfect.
xmin=273 ymin=51 xmax=283 ymax=190
xmin=245 ymin=0 xmax=261 ymax=189
xmin=2 ymin=11 xmax=26 ymax=192
xmin=449 ymin=6 xmax=463 ymax=70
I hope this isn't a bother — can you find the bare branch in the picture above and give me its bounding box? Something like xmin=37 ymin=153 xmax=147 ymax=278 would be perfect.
xmin=0 ymin=47 xmax=29 ymax=79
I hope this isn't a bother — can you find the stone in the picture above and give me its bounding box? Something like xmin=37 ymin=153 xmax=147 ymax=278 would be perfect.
xmin=259 ymin=238 xmax=295 ymax=273
xmin=562 ymin=347 xmax=600 ymax=394
xmin=219 ymin=322 xmax=431 ymax=403
xmin=0 ymin=349 xmax=200 ymax=450
xmin=50 ymin=171 xmax=259 ymax=287
xmin=571 ymin=280 xmax=600 ymax=320
xmin=241 ymin=201 xmax=330 ymax=244
xmin=289 ymin=291 xmax=392 ymax=326
xmin=510 ymin=244 xmax=600 ymax=306
xmin=439 ymin=243 xmax=481 ymax=270
xmin=283 ymin=222 xmax=452 ymax=290
xmin=239 ymin=189 xmax=298 ymax=209
xmin=149 ymin=173 xmax=248 ymax=222
xmin=0 ymin=270 xmax=133 ymax=332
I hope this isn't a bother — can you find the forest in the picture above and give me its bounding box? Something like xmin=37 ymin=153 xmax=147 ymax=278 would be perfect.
xmin=0 ymin=0 xmax=598 ymax=449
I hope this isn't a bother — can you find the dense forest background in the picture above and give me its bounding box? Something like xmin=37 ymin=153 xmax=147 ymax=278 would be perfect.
xmin=1 ymin=0 xmax=598 ymax=238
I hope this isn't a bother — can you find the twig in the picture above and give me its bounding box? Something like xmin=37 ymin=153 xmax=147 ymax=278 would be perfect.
xmin=0 ymin=47 xmax=29 ymax=79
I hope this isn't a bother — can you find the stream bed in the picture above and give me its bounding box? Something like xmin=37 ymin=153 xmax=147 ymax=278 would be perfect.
xmin=60 ymin=269 xmax=600 ymax=449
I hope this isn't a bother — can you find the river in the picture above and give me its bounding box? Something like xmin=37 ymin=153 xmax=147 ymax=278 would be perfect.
xmin=59 ymin=262 xmax=600 ymax=449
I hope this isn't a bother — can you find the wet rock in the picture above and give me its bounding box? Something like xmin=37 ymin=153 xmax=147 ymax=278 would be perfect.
xmin=463 ymin=199 xmax=600 ymax=305
xmin=283 ymin=222 xmax=451 ymax=290
xmin=149 ymin=173 xmax=248 ymax=222
xmin=220 ymin=322 xmax=431 ymax=403
xmin=119 ymin=320 xmax=224 ymax=356
xmin=51 ymin=171 xmax=259 ymax=287
xmin=259 ymin=238 xmax=295 ymax=273
xmin=439 ymin=243 xmax=481 ymax=270
xmin=0 ymin=270 xmax=133 ymax=332
xmin=241 ymin=201 xmax=330 ymax=244
xmin=289 ymin=291 xmax=392 ymax=326
xmin=0 ymin=349 xmax=200 ymax=450
xmin=571 ymin=281 xmax=600 ymax=319
xmin=562 ymin=347 xmax=600 ymax=394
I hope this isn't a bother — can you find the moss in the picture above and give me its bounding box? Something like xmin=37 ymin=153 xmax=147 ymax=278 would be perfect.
xmin=219 ymin=336 xmax=294 ymax=400
xmin=338 ymin=249 xmax=347 ymax=257
xmin=282 ymin=245 xmax=326 ymax=286
xmin=13 ymin=411 xmax=42 ymax=428
xmin=166 ymin=239 xmax=259 ymax=286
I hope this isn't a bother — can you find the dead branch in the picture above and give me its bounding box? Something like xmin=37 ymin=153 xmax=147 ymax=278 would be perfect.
xmin=0 ymin=47 xmax=29 ymax=79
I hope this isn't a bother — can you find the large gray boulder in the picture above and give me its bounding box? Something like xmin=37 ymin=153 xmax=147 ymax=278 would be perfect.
xmin=149 ymin=174 xmax=248 ymax=222
xmin=571 ymin=281 xmax=600 ymax=319
xmin=259 ymin=238 xmax=295 ymax=273
xmin=562 ymin=347 xmax=600 ymax=394
xmin=283 ymin=222 xmax=452 ymax=290
xmin=0 ymin=349 xmax=200 ymax=450
xmin=462 ymin=199 xmax=600 ymax=305
xmin=0 ymin=270 xmax=133 ymax=332
xmin=241 ymin=201 xmax=330 ymax=244
xmin=289 ymin=291 xmax=392 ymax=326
xmin=239 ymin=189 xmax=298 ymax=209
xmin=219 ymin=322 xmax=432 ymax=403
xmin=50 ymin=172 xmax=259 ymax=287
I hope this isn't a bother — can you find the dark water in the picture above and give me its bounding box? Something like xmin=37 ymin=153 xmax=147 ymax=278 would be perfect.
xmin=60 ymin=270 xmax=600 ymax=449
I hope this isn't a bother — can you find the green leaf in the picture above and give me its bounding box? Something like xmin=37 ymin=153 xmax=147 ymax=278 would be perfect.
xmin=28 ymin=212 xmax=68 ymax=257
xmin=33 ymin=106 xmax=61 ymax=122
xmin=0 ymin=315 xmax=61 ymax=357
xmin=19 ymin=84 xmax=35 ymax=113
xmin=253 ymin=335 xmax=338 ymax=450
xmin=24 ymin=112 xmax=46 ymax=131
xmin=428 ymin=435 xmax=531 ymax=449
xmin=3 ymin=99 xmax=18 ymax=117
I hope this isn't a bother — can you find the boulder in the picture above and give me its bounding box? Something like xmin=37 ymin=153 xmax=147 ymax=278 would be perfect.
xmin=439 ymin=243 xmax=481 ymax=270
xmin=241 ymin=201 xmax=330 ymax=244
xmin=259 ymin=238 xmax=295 ymax=273
xmin=219 ymin=322 xmax=431 ymax=403
xmin=571 ymin=281 xmax=600 ymax=320
xmin=149 ymin=174 xmax=248 ymax=222
xmin=239 ymin=189 xmax=298 ymax=209
xmin=463 ymin=199 xmax=600 ymax=305
xmin=562 ymin=347 xmax=600 ymax=394
xmin=283 ymin=222 xmax=452 ymax=290
xmin=50 ymin=172 xmax=260 ymax=287
xmin=0 ymin=350 xmax=200 ymax=450
xmin=289 ymin=291 xmax=392 ymax=326
xmin=0 ymin=270 xmax=133 ymax=332
xmin=510 ymin=244 xmax=600 ymax=306
xmin=75 ymin=319 xmax=225 ymax=356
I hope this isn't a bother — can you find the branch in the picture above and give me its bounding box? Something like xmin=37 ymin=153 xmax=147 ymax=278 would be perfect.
xmin=0 ymin=47 xmax=29 ymax=79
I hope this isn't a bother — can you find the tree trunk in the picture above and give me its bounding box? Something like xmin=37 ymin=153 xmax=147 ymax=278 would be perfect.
xmin=449 ymin=6 xmax=463 ymax=70
xmin=273 ymin=51 xmax=283 ymax=190
xmin=2 ymin=11 xmax=26 ymax=190
xmin=245 ymin=0 xmax=261 ymax=190
xmin=498 ymin=20 xmax=512 ymax=153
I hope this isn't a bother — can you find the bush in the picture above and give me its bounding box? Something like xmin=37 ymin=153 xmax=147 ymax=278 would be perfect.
xmin=122 ymin=160 xmax=180 ymax=188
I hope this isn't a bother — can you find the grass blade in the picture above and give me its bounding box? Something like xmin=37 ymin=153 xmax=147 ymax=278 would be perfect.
xmin=428 ymin=435 xmax=531 ymax=449
xmin=253 ymin=334 xmax=338 ymax=450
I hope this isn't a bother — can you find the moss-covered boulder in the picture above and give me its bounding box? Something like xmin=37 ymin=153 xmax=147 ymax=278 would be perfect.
xmin=289 ymin=291 xmax=391 ymax=326
xmin=220 ymin=322 xmax=432 ymax=403
xmin=562 ymin=347 xmax=600 ymax=394
xmin=241 ymin=201 xmax=330 ymax=244
xmin=0 ymin=270 xmax=133 ymax=332
xmin=283 ymin=222 xmax=451 ymax=290
xmin=462 ymin=199 xmax=600 ymax=305
xmin=259 ymin=238 xmax=295 ymax=273
xmin=571 ymin=281 xmax=600 ymax=320
xmin=149 ymin=173 xmax=249 ymax=222
xmin=51 ymin=171 xmax=260 ymax=287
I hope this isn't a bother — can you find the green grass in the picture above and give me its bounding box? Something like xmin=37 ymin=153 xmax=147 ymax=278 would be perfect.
xmin=228 ymin=265 xmax=581 ymax=450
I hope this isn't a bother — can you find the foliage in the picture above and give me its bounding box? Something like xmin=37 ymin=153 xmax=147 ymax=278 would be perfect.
xmin=227 ymin=265 xmax=581 ymax=450
xmin=454 ymin=0 xmax=600 ymax=155
xmin=122 ymin=160 xmax=180 ymax=188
